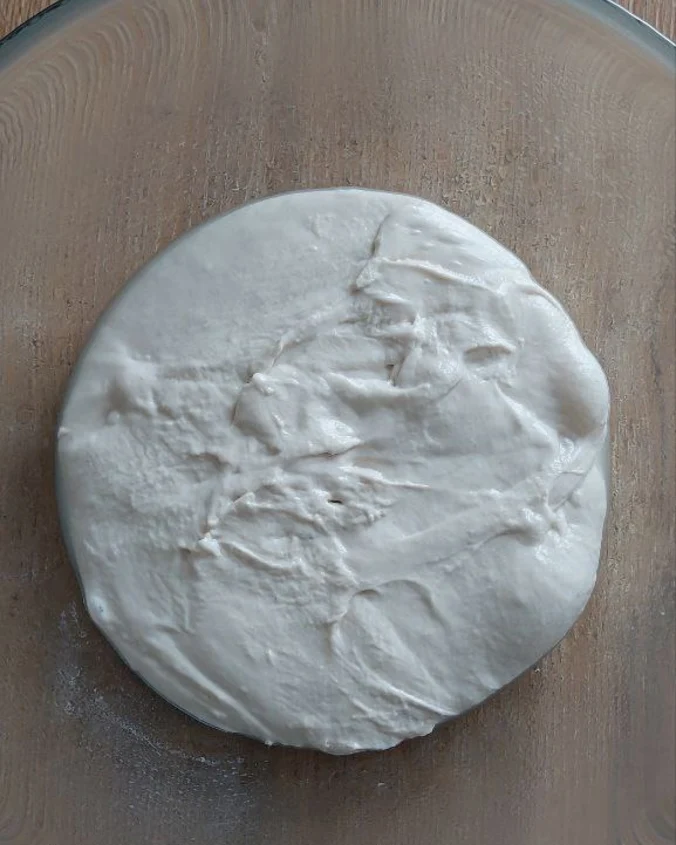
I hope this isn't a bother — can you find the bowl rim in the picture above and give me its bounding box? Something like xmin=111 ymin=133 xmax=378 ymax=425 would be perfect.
xmin=0 ymin=0 xmax=674 ymax=72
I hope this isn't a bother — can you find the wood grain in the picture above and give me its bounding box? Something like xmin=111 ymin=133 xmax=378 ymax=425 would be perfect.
xmin=0 ymin=2 xmax=674 ymax=845
xmin=2 ymin=0 xmax=676 ymax=45
xmin=2 ymin=0 xmax=674 ymax=39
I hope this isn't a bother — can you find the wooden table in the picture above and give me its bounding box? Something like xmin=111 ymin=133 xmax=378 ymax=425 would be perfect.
xmin=0 ymin=2 xmax=673 ymax=845
xmin=1 ymin=0 xmax=673 ymax=39
xmin=5 ymin=0 xmax=675 ymax=40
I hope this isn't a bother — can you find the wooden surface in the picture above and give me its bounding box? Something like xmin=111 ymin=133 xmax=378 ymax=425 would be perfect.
xmin=7 ymin=0 xmax=676 ymax=40
xmin=0 ymin=2 xmax=674 ymax=845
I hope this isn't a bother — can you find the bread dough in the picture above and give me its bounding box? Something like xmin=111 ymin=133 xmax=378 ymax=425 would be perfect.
xmin=57 ymin=189 xmax=609 ymax=754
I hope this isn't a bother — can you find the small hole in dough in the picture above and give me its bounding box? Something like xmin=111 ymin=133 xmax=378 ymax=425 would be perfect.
xmin=464 ymin=344 xmax=512 ymax=365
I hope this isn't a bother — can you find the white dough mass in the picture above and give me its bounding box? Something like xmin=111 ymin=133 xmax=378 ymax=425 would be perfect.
xmin=57 ymin=189 xmax=609 ymax=753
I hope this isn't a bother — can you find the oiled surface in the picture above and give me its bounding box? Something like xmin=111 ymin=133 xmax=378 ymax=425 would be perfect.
xmin=0 ymin=2 xmax=674 ymax=845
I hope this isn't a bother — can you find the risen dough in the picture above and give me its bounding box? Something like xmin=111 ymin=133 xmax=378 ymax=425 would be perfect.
xmin=57 ymin=189 xmax=609 ymax=754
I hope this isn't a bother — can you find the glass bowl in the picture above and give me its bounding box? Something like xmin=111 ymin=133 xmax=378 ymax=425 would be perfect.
xmin=0 ymin=2 xmax=673 ymax=844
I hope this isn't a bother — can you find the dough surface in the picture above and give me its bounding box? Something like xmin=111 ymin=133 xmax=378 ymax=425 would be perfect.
xmin=57 ymin=189 xmax=609 ymax=754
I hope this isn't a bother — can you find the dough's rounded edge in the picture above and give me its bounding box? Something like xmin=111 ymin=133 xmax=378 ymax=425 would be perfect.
xmin=54 ymin=187 xmax=610 ymax=754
